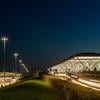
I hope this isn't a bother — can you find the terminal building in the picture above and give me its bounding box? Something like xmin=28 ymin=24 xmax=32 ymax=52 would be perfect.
xmin=48 ymin=53 xmax=100 ymax=75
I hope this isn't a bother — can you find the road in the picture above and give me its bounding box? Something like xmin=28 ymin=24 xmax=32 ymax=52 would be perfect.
xmin=72 ymin=78 xmax=100 ymax=91
xmin=58 ymin=75 xmax=100 ymax=92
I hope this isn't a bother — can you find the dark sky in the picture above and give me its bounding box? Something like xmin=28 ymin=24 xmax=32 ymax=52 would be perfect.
xmin=0 ymin=0 xmax=100 ymax=70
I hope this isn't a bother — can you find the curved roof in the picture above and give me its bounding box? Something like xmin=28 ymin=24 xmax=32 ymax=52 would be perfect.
xmin=72 ymin=52 xmax=100 ymax=57
xmin=51 ymin=52 xmax=100 ymax=67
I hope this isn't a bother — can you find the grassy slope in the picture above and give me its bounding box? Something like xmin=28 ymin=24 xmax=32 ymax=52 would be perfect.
xmin=0 ymin=78 xmax=57 ymax=100
xmin=51 ymin=78 xmax=100 ymax=100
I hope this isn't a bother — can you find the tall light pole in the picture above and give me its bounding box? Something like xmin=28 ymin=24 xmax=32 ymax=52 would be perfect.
xmin=1 ymin=36 xmax=8 ymax=86
xmin=13 ymin=53 xmax=19 ymax=77
xmin=19 ymin=59 xmax=22 ymax=77
xmin=21 ymin=63 xmax=25 ymax=75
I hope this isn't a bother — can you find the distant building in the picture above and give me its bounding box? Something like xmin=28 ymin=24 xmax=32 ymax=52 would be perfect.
xmin=48 ymin=53 xmax=100 ymax=75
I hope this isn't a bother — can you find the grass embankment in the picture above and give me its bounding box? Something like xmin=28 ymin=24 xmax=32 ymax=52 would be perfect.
xmin=0 ymin=74 xmax=100 ymax=100
xmin=51 ymin=78 xmax=100 ymax=100
xmin=0 ymin=77 xmax=57 ymax=100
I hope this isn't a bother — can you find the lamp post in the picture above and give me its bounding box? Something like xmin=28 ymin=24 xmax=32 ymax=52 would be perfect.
xmin=13 ymin=53 xmax=19 ymax=77
xmin=1 ymin=36 xmax=8 ymax=86
xmin=21 ymin=63 xmax=25 ymax=76
xmin=19 ymin=59 xmax=22 ymax=77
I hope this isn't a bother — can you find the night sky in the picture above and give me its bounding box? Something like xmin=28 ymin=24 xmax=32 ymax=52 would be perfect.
xmin=0 ymin=0 xmax=100 ymax=70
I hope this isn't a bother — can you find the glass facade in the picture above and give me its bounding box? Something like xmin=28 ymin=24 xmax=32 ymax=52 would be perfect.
xmin=48 ymin=53 xmax=100 ymax=75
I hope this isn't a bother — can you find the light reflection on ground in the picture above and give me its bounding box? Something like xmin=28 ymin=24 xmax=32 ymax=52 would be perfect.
xmin=0 ymin=77 xmax=19 ymax=87
xmin=58 ymin=75 xmax=100 ymax=92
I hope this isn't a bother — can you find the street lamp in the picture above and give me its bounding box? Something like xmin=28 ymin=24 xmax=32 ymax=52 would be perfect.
xmin=19 ymin=59 xmax=22 ymax=76
xmin=21 ymin=63 xmax=25 ymax=75
xmin=13 ymin=53 xmax=19 ymax=77
xmin=1 ymin=36 xmax=8 ymax=86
